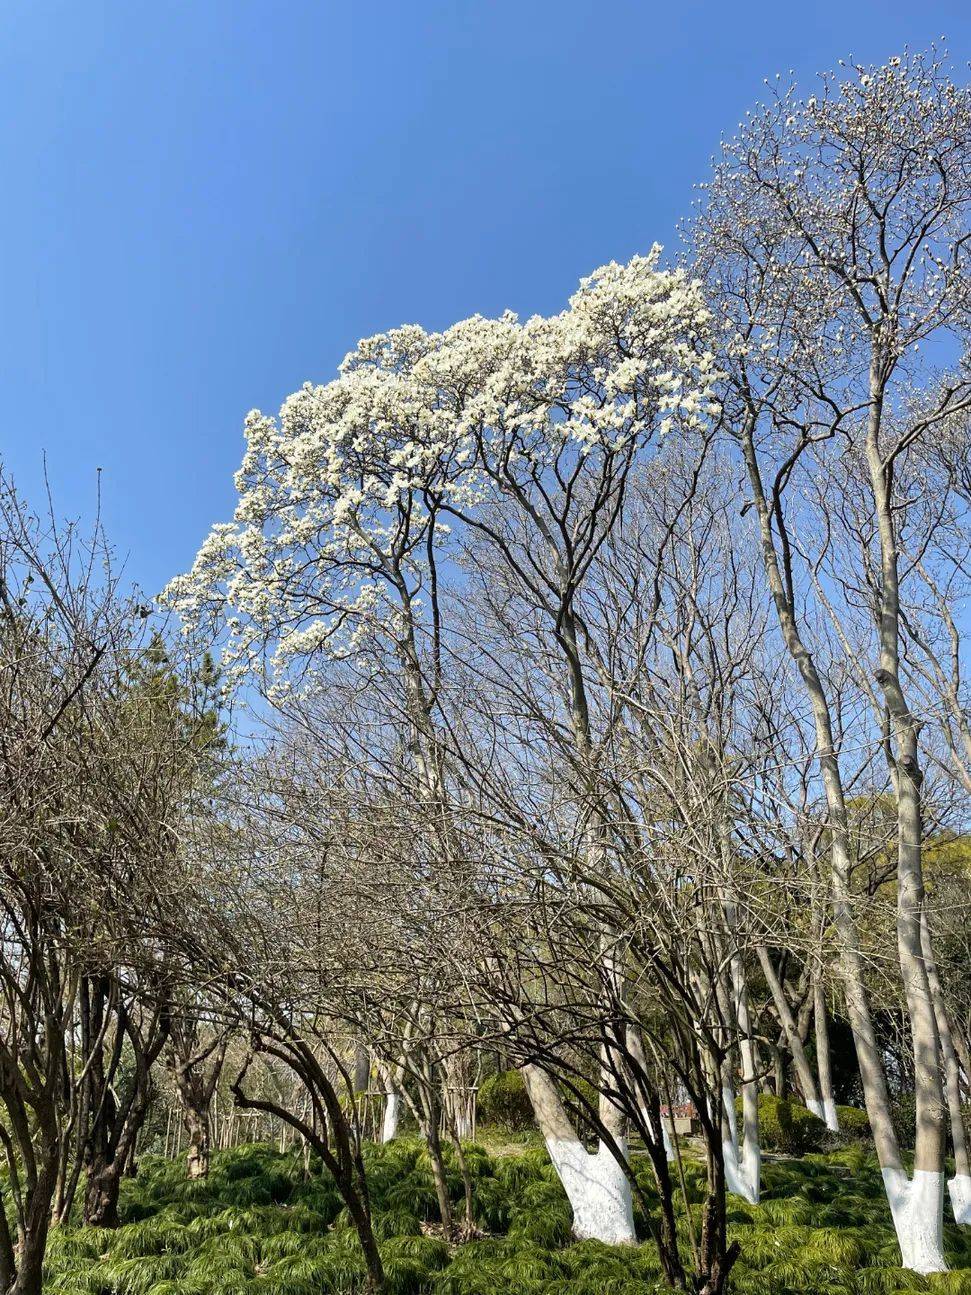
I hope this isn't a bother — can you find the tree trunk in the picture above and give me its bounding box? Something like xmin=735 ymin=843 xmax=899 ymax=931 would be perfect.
xmin=522 ymin=1064 xmax=636 ymax=1245
xmin=7 ymin=1145 xmax=58 ymax=1295
xmin=757 ymin=945 xmax=825 ymax=1119
xmin=698 ymin=1139 xmax=739 ymax=1295
xmin=921 ymin=912 xmax=971 ymax=1224
xmin=381 ymin=1090 xmax=402 ymax=1143
xmin=82 ymin=1158 xmax=121 ymax=1229
xmin=741 ymin=419 xmax=946 ymax=1271
xmin=184 ymin=1104 xmax=212 ymax=1180
xmin=813 ymin=976 xmax=839 ymax=1132
xmin=720 ymin=910 xmax=760 ymax=1204
xmin=424 ymin=1121 xmax=454 ymax=1240
xmin=864 ymin=380 xmax=947 ymax=1270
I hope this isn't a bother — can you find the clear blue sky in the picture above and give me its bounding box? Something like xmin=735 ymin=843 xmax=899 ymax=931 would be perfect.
xmin=1 ymin=1 xmax=968 ymax=597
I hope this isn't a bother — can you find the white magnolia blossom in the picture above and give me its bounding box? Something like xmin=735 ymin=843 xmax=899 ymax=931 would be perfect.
xmin=162 ymin=249 xmax=717 ymax=687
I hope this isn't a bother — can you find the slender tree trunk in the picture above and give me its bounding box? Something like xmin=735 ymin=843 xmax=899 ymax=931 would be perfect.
xmin=921 ymin=913 xmax=971 ymax=1224
xmin=813 ymin=976 xmax=839 ymax=1132
xmin=698 ymin=1137 xmax=739 ymax=1295
xmin=7 ymin=1141 xmax=59 ymax=1295
xmin=741 ymin=418 xmax=945 ymax=1271
xmin=757 ymin=945 xmax=825 ymax=1120
xmin=381 ymin=1090 xmax=402 ymax=1143
xmin=864 ymin=377 xmax=947 ymax=1268
xmin=424 ymin=1119 xmax=454 ymax=1241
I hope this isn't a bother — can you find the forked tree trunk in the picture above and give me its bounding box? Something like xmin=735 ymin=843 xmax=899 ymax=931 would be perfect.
xmin=720 ymin=1083 xmax=760 ymax=1206
xmin=757 ymin=945 xmax=833 ymax=1126
xmin=626 ymin=1026 xmax=674 ymax=1160
xmin=521 ymin=1064 xmax=636 ymax=1245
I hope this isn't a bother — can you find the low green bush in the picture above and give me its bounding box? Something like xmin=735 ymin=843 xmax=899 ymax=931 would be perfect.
xmin=477 ymin=1070 xmax=534 ymax=1131
xmin=834 ymin=1103 xmax=872 ymax=1142
xmin=736 ymin=1093 xmax=829 ymax=1154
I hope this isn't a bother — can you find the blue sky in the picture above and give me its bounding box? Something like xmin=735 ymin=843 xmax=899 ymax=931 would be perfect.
xmin=1 ymin=0 xmax=968 ymax=598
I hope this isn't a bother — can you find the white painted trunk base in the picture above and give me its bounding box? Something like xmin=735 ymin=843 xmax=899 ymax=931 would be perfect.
xmin=722 ymin=1086 xmax=760 ymax=1204
xmin=545 ymin=1136 xmax=637 ymax=1245
xmin=948 ymin=1172 xmax=971 ymax=1226
xmin=882 ymin=1168 xmax=947 ymax=1273
xmin=381 ymin=1092 xmax=401 ymax=1143
xmin=805 ymin=1095 xmax=839 ymax=1133
xmin=722 ymin=1138 xmax=760 ymax=1204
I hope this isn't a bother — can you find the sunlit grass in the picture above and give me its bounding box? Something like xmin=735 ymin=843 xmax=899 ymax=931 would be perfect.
xmin=40 ymin=1139 xmax=971 ymax=1294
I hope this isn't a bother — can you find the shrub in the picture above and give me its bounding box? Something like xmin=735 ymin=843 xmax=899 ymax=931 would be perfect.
xmin=477 ymin=1070 xmax=534 ymax=1132
xmin=833 ymin=1104 xmax=872 ymax=1142
xmin=737 ymin=1094 xmax=828 ymax=1154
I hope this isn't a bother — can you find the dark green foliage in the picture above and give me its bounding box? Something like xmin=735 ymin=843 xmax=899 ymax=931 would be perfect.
xmin=834 ymin=1104 xmax=873 ymax=1142
xmin=39 ymin=1139 xmax=971 ymax=1295
xmin=477 ymin=1070 xmax=534 ymax=1131
xmin=737 ymin=1094 xmax=829 ymax=1154
xmin=891 ymin=1094 xmax=919 ymax=1151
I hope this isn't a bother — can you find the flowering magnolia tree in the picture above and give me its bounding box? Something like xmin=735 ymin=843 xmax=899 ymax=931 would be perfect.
xmin=165 ymin=250 xmax=721 ymax=1264
xmin=161 ymin=48 xmax=971 ymax=1290
xmin=165 ymin=249 xmax=717 ymax=698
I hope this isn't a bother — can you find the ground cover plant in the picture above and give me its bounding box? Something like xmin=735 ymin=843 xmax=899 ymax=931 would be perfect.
xmin=40 ymin=1141 xmax=971 ymax=1295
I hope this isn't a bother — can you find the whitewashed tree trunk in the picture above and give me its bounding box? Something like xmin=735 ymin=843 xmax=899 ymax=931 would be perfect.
xmin=757 ymin=944 xmax=829 ymax=1124
xmin=864 ymin=394 xmax=948 ymax=1266
xmin=381 ymin=1091 xmax=402 ymax=1143
xmin=546 ymin=1136 xmax=636 ymax=1244
xmin=522 ymin=1064 xmax=636 ymax=1245
xmin=719 ymin=892 xmax=760 ymax=1205
xmin=950 ymin=1175 xmax=971 ymax=1229
xmin=740 ymin=420 xmax=947 ymax=1270
xmin=624 ymin=1026 xmax=674 ymax=1160
xmin=921 ymin=914 xmax=971 ymax=1225
xmin=883 ymin=1168 xmax=947 ymax=1274
xmin=721 ymin=1083 xmax=760 ymax=1205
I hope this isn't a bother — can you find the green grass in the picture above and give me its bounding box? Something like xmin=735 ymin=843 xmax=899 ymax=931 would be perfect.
xmin=39 ymin=1141 xmax=971 ymax=1294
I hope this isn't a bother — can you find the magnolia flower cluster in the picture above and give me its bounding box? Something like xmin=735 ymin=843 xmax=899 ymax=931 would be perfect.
xmin=163 ymin=250 xmax=719 ymax=686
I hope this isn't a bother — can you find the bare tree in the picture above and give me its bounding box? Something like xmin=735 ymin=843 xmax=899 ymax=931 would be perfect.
xmin=692 ymin=48 xmax=971 ymax=1267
